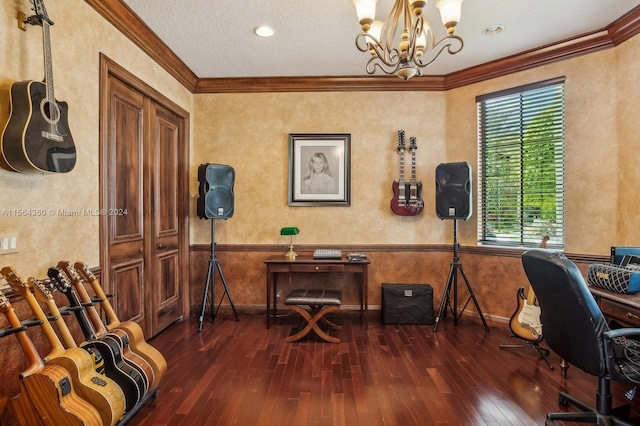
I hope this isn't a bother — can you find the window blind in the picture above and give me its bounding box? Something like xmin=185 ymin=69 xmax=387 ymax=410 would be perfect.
xmin=477 ymin=78 xmax=565 ymax=248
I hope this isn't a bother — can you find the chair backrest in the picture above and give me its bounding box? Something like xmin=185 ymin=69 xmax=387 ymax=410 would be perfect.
xmin=521 ymin=249 xmax=609 ymax=376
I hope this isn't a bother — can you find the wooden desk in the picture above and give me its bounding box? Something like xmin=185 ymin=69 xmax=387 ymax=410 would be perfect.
xmin=264 ymin=255 xmax=370 ymax=329
xmin=590 ymin=285 xmax=640 ymax=328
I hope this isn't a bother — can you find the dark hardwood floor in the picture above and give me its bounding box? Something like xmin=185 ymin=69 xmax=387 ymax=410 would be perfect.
xmin=129 ymin=312 xmax=640 ymax=426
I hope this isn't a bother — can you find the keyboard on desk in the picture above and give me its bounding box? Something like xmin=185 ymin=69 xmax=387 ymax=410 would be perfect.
xmin=313 ymin=249 xmax=342 ymax=259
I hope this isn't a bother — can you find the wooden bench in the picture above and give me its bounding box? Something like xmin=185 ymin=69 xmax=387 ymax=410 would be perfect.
xmin=284 ymin=289 xmax=342 ymax=343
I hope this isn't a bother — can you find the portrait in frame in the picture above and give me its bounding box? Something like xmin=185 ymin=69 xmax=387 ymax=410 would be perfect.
xmin=288 ymin=133 xmax=351 ymax=206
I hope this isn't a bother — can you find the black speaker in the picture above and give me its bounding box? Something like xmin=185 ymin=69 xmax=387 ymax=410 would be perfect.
xmin=197 ymin=163 xmax=235 ymax=219
xmin=435 ymin=162 xmax=472 ymax=220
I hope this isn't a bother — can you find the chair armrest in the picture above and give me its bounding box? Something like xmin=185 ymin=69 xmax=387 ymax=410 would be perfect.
xmin=604 ymin=328 xmax=640 ymax=340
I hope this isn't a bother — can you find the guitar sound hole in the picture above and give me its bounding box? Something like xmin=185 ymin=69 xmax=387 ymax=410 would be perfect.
xmin=40 ymin=99 xmax=60 ymax=123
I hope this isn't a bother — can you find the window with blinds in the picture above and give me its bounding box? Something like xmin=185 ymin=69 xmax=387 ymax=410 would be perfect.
xmin=477 ymin=78 xmax=565 ymax=248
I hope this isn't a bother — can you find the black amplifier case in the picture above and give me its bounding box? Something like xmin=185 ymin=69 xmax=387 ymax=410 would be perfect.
xmin=381 ymin=283 xmax=434 ymax=324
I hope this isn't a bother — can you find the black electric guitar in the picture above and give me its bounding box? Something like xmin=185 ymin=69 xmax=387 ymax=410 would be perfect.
xmin=1 ymin=0 xmax=76 ymax=173
xmin=508 ymin=236 xmax=549 ymax=342
xmin=48 ymin=267 xmax=144 ymax=413
xmin=407 ymin=137 xmax=424 ymax=214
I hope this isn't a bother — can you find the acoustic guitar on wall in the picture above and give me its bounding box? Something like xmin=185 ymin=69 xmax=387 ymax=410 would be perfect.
xmin=1 ymin=0 xmax=76 ymax=173
xmin=507 ymin=236 xmax=550 ymax=342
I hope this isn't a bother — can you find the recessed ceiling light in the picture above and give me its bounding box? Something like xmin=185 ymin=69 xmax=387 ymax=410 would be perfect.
xmin=482 ymin=25 xmax=504 ymax=36
xmin=254 ymin=26 xmax=274 ymax=37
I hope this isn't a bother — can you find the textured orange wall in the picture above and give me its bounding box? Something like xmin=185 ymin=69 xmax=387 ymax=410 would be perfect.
xmin=191 ymin=43 xmax=640 ymax=256
xmin=0 ymin=0 xmax=192 ymax=278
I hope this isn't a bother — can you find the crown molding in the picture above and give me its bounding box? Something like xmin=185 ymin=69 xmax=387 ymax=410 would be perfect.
xmin=87 ymin=2 xmax=640 ymax=94
xmin=85 ymin=0 xmax=199 ymax=92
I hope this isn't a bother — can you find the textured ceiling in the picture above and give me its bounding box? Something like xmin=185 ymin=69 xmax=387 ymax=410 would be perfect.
xmin=121 ymin=0 xmax=640 ymax=79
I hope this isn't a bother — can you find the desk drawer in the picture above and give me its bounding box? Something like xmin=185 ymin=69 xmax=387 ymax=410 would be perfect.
xmin=599 ymin=298 xmax=640 ymax=327
xmin=291 ymin=264 xmax=345 ymax=273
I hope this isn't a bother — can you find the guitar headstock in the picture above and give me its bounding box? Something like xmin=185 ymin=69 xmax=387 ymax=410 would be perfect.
xmin=0 ymin=289 xmax=10 ymax=313
xmin=0 ymin=266 xmax=29 ymax=298
xmin=30 ymin=0 xmax=53 ymax=25
xmin=73 ymin=262 xmax=96 ymax=283
xmin=57 ymin=261 xmax=81 ymax=285
xmin=29 ymin=277 xmax=54 ymax=304
xmin=47 ymin=267 xmax=72 ymax=293
xmin=397 ymin=130 xmax=406 ymax=152
xmin=410 ymin=137 xmax=417 ymax=152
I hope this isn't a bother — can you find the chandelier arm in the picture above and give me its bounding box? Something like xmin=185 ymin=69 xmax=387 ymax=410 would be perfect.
xmin=414 ymin=35 xmax=464 ymax=69
xmin=353 ymin=0 xmax=465 ymax=79
xmin=356 ymin=32 xmax=403 ymax=69
xmin=405 ymin=14 xmax=429 ymax=62
xmin=366 ymin=56 xmax=401 ymax=76
xmin=382 ymin=0 xmax=404 ymax=54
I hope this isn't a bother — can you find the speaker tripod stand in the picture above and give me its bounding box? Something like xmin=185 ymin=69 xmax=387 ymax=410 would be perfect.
xmin=433 ymin=219 xmax=489 ymax=332
xmin=198 ymin=219 xmax=239 ymax=332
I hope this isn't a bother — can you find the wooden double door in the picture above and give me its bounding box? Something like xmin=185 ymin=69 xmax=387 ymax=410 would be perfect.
xmin=99 ymin=55 xmax=189 ymax=338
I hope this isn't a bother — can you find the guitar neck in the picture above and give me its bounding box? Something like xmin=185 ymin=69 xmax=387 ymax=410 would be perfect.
xmin=0 ymin=292 xmax=45 ymax=377
xmin=0 ymin=267 xmax=67 ymax=360
xmin=22 ymin=283 xmax=67 ymax=359
xmin=42 ymin=21 xmax=55 ymax=104
xmin=62 ymin=286 xmax=100 ymax=342
xmin=43 ymin=295 xmax=79 ymax=349
xmin=396 ymin=130 xmax=407 ymax=196
xmin=58 ymin=262 xmax=109 ymax=336
xmin=526 ymin=236 xmax=550 ymax=305
xmin=74 ymin=262 xmax=121 ymax=327
xmin=410 ymin=148 xmax=417 ymax=184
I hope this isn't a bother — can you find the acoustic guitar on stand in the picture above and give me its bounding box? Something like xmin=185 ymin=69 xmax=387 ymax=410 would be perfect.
xmin=48 ymin=267 xmax=145 ymax=413
xmin=1 ymin=266 xmax=126 ymax=426
xmin=57 ymin=261 xmax=156 ymax=391
xmin=0 ymin=288 xmax=102 ymax=426
xmin=73 ymin=261 xmax=167 ymax=386
xmin=507 ymin=236 xmax=550 ymax=342
xmin=391 ymin=131 xmax=422 ymax=216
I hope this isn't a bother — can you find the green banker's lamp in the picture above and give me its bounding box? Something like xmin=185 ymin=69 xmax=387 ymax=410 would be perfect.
xmin=280 ymin=227 xmax=299 ymax=260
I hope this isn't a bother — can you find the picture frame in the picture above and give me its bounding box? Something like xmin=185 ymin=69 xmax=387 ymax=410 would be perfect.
xmin=288 ymin=133 xmax=351 ymax=206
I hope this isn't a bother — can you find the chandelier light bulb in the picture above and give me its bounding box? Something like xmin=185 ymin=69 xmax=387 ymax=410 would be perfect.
xmin=353 ymin=0 xmax=378 ymax=30
xmin=435 ymin=0 xmax=464 ymax=34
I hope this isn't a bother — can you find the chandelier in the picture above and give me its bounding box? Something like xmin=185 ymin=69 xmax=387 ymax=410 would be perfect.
xmin=353 ymin=0 xmax=464 ymax=80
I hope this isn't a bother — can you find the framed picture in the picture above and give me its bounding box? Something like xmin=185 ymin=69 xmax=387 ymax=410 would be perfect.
xmin=288 ymin=133 xmax=351 ymax=206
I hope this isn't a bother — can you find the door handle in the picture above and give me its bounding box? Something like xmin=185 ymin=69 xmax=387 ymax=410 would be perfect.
xmin=157 ymin=244 xmax=166 ymax=250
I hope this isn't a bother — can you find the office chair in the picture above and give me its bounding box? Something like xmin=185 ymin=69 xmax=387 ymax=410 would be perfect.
xmin=522 ymin=249 xmax=640 ymax=426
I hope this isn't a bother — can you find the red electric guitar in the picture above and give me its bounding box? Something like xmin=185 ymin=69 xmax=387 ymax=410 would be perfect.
xmin=391 ymin=131 xmax=422 ymax=216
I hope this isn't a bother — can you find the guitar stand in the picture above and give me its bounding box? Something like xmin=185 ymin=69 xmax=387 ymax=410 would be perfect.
xmin=198 ymin=219 xmax=238 ymax=332
xmin=500 ymin=338 xmax=554 ymax=370
xmin=433 ymin=219 xmax=489 ymax=332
